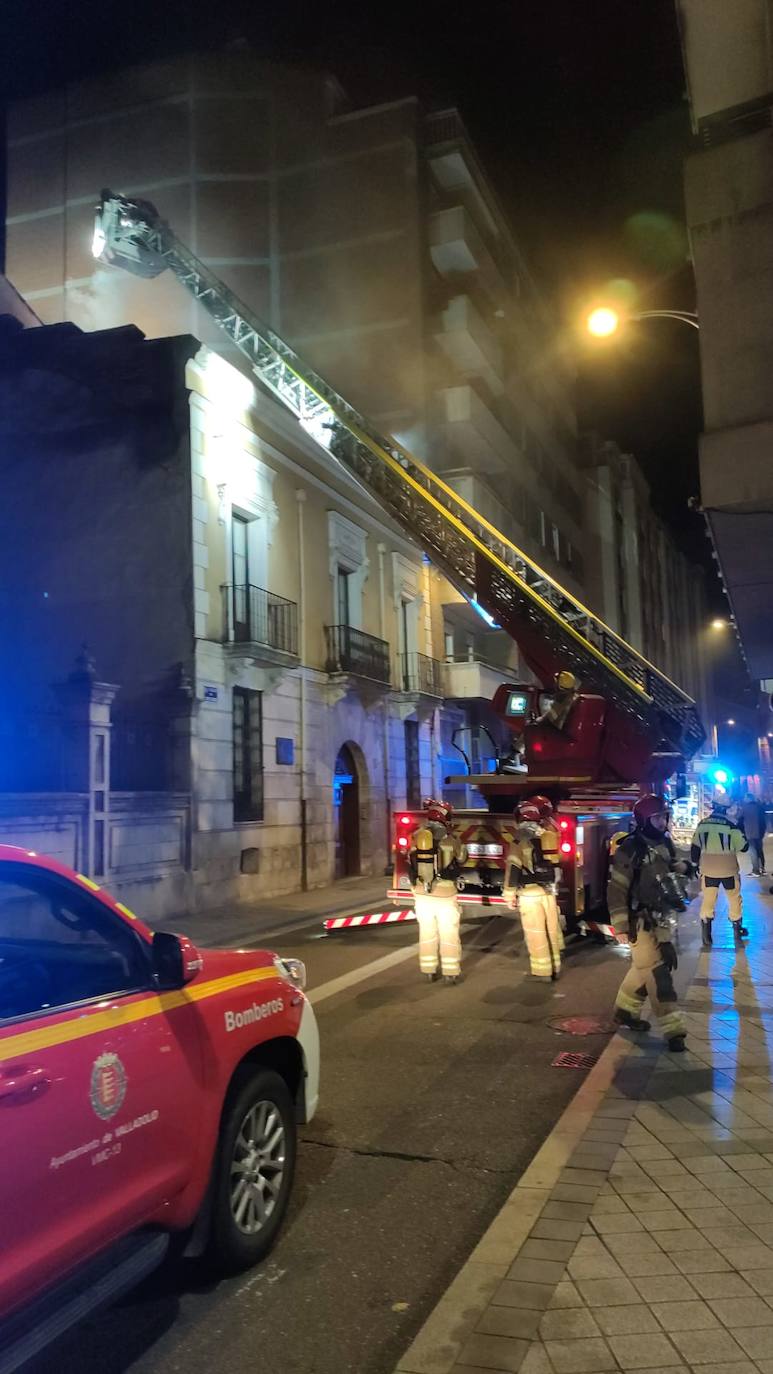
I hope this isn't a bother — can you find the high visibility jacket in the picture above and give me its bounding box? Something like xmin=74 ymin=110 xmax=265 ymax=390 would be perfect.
xmin=690 ymin=814 xmax=748 ymax=878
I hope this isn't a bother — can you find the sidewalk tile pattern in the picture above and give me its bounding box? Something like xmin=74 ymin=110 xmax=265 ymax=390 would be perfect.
xmin=446 ymin=908 xmax=773 ymax=1374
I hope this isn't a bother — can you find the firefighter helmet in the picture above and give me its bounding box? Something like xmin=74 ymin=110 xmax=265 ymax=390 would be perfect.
xmin=609 ymin=830 xmax=630 ymax=858
xmin=633 ymin=794 xmax=668 ymax=826
xmin=424 ymin=797 xmax=452 ymax=826
xmin=516 ymin=800 xmax=542 ymax=824
xmin=555 ymin=670 xmax=578 ymax=693
xmin=528 ymin=793 xmax=554 ymax=819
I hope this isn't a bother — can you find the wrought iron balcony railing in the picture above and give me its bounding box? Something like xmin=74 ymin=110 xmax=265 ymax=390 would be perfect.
xmin=325 ymin=625 xmax=391 ymax=685
xmin=222 ymin=584 xmax=298 ymax=656
xmin=397 ymin=651 xmax=444 ymax=697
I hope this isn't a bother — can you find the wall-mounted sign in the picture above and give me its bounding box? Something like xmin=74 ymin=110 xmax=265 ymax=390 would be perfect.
xmin=203 ymin=685 xmax=219 ymax=701
xmin=276 ymin=737 xmax=294 ymax=765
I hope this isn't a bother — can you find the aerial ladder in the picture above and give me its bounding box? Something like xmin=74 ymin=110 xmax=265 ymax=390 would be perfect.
xmin=93 ymin=191 xmax=705 ymax=930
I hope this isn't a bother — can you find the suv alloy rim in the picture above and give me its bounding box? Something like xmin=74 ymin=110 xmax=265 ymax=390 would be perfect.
xmin=230 ymin=1100 xmax=286 ymax=1234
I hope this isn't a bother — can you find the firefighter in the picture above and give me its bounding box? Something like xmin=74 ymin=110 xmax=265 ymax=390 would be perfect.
xmin=503 ymin=799 xmax=564 ymax=979
xmin=529 ymin=794 xmax=561 ymax=866
xmin=537 ymin=670 xmax=580 ymax=732
xmin=609 ymin=794 xmax=688 ymax=1051
xmin=408 ymin=800 xmax=466 ymax=985
xmin=690 ymin=794 xmax=749 ymax=945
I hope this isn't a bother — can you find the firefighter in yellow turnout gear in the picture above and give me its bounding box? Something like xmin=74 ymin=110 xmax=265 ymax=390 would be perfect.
xmin=408 ymin=799 xmax=467 ymax=985
xmin=690 ymin=796 xmax=748 ymax=946
xmin=609 ymin=794 xmax=690 ymax=1052
xmin=504 ymin=797 xmax=564 ymax=979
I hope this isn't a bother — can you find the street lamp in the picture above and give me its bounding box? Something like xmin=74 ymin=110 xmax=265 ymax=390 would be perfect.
xmin=586 ymin=306 xmax=700 ymax=336
xmin=711 ymin=618 xmax=728 ymax=630
xmin=727 ymin=719 xmax=736 ymax=726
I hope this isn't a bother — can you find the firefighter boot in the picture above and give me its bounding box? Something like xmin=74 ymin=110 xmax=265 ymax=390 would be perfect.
xmin=701 ymin=919 xmax=713 ymax=947
xmin=614 ymin=1009 xmax=652 ymax=1034
xmin=424 ymin=970 xmax=441 ymax=983
xmin=443 ymin=973 xmax=462 ymax=986
xmin=668 ymin=1035 xmax=687 ymax=1053
xmin=733 ymin=922 xmax=748 ymax=943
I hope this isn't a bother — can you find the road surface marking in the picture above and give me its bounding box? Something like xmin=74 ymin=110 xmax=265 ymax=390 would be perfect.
xmin=306 ymin=916 xmax=492 ymax=1005
xmin=308 ymin=943 xmax=418 ymax=1005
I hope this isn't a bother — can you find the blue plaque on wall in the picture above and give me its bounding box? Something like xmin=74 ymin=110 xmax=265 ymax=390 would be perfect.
xmin=276 ymin=737 xmax=295 ymax=765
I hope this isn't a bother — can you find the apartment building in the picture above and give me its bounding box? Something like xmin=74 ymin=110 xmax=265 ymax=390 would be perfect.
xmin=0 ymin=307 xmax=525 ymax=913
xmin=676 ymin=0 xmax=773 ymax=684
xmin=582 ymin=435 xmax=712 ymax=726
xmin=5 ymin=48 xmax=585 ymax=599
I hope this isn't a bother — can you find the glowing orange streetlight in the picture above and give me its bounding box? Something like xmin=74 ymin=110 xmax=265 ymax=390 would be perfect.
xmin=587 ymin=307 xmax=620 ymax=338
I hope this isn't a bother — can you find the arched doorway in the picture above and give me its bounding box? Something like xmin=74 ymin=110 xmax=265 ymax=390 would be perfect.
xmin=333 ymin=744 xmax=360 ymax=878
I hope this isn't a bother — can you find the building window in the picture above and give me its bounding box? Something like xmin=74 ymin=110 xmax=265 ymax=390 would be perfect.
xmin=336 ymin=567 xmax=351 ymax=626
xmin=404 ymin=720 xmax=421 ymax=808
xmin=233 ymin=688 xmax=263 ymax=822
xmin=232 ymin=511 xmax=250 ymax=636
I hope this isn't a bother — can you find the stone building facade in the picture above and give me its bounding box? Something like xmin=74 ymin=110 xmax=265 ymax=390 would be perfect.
xmin=0 ymin=316 xmax=519 ymax=917
xmin=582 ymin=434 xmax=712 ymax=728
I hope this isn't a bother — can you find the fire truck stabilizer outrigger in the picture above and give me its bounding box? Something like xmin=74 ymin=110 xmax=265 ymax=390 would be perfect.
xmin=93 ymin=191 xmax=706 ymax=941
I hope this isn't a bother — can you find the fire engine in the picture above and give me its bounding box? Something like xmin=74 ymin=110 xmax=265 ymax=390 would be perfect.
xmin=92 ymin=192 xmax=705 ymax=940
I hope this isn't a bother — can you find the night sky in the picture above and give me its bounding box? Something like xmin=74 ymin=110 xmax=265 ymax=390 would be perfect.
xmin=1 ymin=1 xmax=706 ymax=556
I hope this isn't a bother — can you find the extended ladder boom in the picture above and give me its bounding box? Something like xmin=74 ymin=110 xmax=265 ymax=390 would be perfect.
xmin=93 ymin=191 xmax=705 ymax=763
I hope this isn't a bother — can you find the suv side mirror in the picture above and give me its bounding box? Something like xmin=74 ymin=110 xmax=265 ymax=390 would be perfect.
xmin=152 ymin=931 xmax=203 ymax=988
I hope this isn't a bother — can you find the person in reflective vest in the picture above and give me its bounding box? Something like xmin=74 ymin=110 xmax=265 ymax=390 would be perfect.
xmin=609 ymin=794 xmax=689 ymax=1052
xmin=690 ymin=795 xmax=749 ymax=946
xmin=408 ymin=799 xmax=467 ymax=985
xmin=503 ymin=799 xmax=564 ymax=980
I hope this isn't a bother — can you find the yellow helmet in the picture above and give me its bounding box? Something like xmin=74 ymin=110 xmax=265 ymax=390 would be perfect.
xmin=555 ymin=670 xmax=578 ymax=693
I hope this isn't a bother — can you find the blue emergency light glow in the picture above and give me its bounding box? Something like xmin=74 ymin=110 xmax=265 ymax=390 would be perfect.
xmin=468 ymin=598 xmax=500 ymax=629
xmin=711 ymin=766 xmax=732 ymax=785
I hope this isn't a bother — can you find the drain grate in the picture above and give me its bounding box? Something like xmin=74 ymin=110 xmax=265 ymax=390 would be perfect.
xmin=548 ymin=1015 xmax=616 ymax=1036
xmin=552 ymin=1050 xmax=599 ymax=1070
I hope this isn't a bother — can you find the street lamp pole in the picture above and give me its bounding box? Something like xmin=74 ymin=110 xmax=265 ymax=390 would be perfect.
xmin=586 ymin=306 xmax=700 ymax=337
xmin=630 ymin=310 xmax=700 ymax=330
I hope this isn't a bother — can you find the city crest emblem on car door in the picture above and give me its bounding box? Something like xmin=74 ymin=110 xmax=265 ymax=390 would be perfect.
xmin=90 ymin=1052 xmax=128 ymax=1120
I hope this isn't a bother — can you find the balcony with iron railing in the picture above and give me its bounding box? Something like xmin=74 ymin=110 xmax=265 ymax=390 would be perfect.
xmin=222 ymin=584 xmax=299 ymax=660
xmin=396 ymin=651 xmax=444 ymax=697
xmin=325 ymin=625 xmax=391 ymax=685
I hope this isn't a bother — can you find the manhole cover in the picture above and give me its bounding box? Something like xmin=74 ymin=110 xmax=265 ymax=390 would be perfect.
xmin=547 ymin=1015 xmax=616 ymax=1035
xmin=552 ymin=1051 xmax=599 ymax=1070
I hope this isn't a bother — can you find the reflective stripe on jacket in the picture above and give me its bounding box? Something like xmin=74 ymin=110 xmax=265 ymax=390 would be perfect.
xmin=690 ymin=815 xmax=748 ymax=877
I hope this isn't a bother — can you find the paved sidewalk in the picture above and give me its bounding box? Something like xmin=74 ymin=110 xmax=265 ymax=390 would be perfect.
xmin=163 ymin=873 xmax=390 ymax=945
xmin=395 ymin=878 xmax=773 ymax=1374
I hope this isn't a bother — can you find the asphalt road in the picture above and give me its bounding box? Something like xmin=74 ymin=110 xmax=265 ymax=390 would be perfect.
xmin=27 ymin=912 xmax=627 ymax=1374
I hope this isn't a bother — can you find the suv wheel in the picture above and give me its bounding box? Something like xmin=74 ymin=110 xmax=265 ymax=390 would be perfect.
xmin=208 ymin=1066 xmax=297 ymax=1272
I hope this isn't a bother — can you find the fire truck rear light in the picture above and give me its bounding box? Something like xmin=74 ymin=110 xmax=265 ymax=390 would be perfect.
xmin=398 ymin=836 xmax=409 ymax=848
xmin=399 ymin=815 xmax=412 ymax=825
xmin=560 ymin=841 xmax=573 ymax=854
xmin=560 ymin=819 xmax=569 ymax=830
